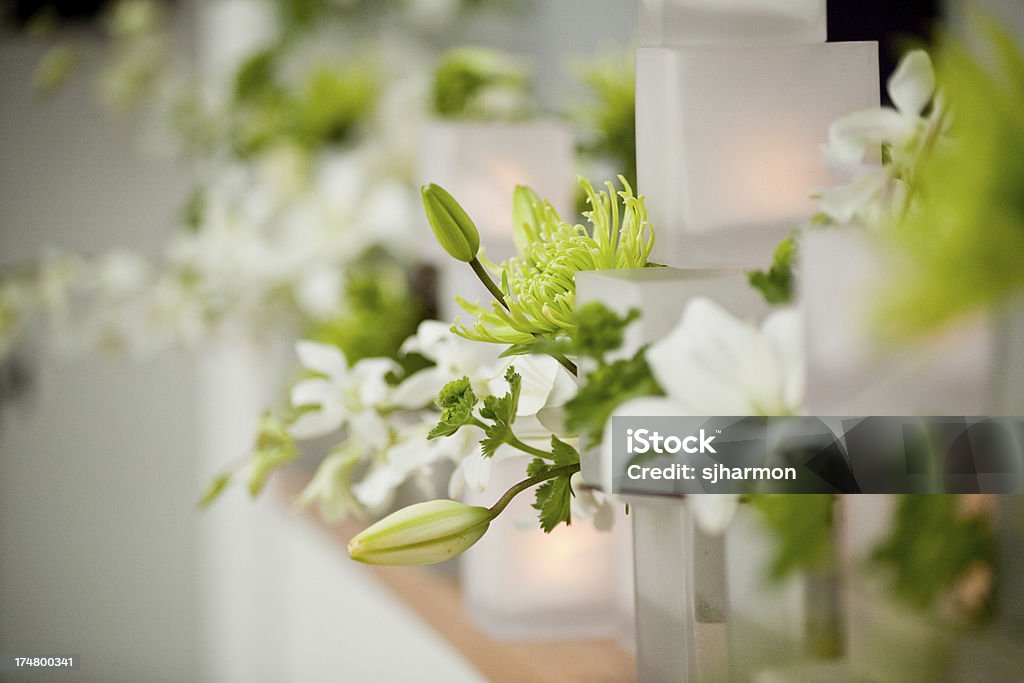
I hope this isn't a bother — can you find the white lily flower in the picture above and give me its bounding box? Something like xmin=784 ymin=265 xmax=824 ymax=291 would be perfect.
xmin=608 ymin=298 xmax=805 ymax=534
xmin=289 ymin=340 xmax=398 ymax=445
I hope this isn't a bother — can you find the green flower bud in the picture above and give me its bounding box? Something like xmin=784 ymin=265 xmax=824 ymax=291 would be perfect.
xmin=348 ymin=499 xmax=493 ymax=565
xmin=421 ymin=183 xmax=480 ymax=262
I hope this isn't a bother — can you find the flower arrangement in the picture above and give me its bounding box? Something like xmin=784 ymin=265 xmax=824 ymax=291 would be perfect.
xmin=204 ymin=176 xmax=653 ymax=550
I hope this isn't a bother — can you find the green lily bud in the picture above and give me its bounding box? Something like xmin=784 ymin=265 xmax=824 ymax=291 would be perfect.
xmin=421 ymin=183 xmax=480 ymax=262
xmin=348 ymin=499 xmax=493 ymax=565
xmin=512 ymin=184 xmax=542 ymax=255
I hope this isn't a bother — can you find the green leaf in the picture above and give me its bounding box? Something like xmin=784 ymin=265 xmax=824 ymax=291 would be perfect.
xmin=549 ymin=435 xmax=580 ymax=467
xmin=526 ymin=457 xmax=549 ymax=478
xmin=533 ymin=474 xmax=574 ymax=533
xmin=565 ymin=348 xmax=664 ymax=444
xmin=574 ymin=302 xmax=640 ymax=363
xmin=198 ymin=472 xmax=232 ymax=509
xmin=871 ymin=495 xmax=996 ymax=614
xmin=428 ymin=377 xmax=477 ymax=439
xmin=748 ymin=494 xmax=836 ymax=580
xmin=524 ymin=439 xmax=580 ymax=483
xmin=747 ymin=233 xmax=797 ymax=305
xmin=478 ymin=367 xmax=521 ymax=457
xmin=248 ymin=413 xmax=298 ymax=497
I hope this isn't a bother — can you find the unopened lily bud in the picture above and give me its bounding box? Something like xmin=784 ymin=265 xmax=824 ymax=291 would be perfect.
xmin=348 ymin=499 xmax=493 ymax=565
xmin=421 ymin=183 xmax=480 ymax=262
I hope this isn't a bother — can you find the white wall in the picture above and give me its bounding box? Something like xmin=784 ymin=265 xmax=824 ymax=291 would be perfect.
xmin=0 ymin=29 xmax=202 ymax=683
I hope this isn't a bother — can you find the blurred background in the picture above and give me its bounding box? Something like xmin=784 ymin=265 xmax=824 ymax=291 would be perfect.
xmin=1 ymin=1 xmax=1024 ymax=682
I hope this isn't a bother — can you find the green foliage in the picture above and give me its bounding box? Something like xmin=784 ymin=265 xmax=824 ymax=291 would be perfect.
xmin=884 ymin=26 xmax=1024 ymax=335
xmin=34 ymin=43 xmax=78 ymax=94
xmin=528 ymin=437 xmax=582 ymax=533
xmin=308 ymin=256 xmax=428 ymax=367
xmin=431 ymin=47 xmax=531 ymax=119
xmin=533 ymin=472 xmax=574 ymax=533
xmin=429 ymin=377 xmax=478 ymax=439
xmin=565 ymin=348 xmax=664 ymax=444
xmin=234 ymin=48 xmax=281 ymax=104
xmin=247 ymin=413 xmax=299 ymax=496
xmin=574 ymin=302 xmax=640 ymax=363
xmin=479 ymin=366 xmax=522 ymax=457
xmin=273 ymin=0 xmax=333 ymax=30
xmin=231 ymin=55 xmax=377 ymax=157
xmin=572 ymin=52 xmax=637 ymax=189
xmin=748 ymin=233 xmax=797 ymax=305
xmin=872 ymin=495 xmax=996 ymax=612
xmin=748 ymin=495 xmax=836 ymax=580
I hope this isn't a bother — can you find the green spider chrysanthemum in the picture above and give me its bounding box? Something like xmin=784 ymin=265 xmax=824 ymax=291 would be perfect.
xmin=452 ymin=176 xmax=654 ymax=345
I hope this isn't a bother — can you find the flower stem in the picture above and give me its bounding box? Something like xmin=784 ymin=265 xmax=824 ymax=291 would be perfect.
xmin=470 ymin=257 xmax=510 ymax=311
xmin=488 ymin=463 xmax=580 ymax=517
xmin=508 ymin=436 xmax=556 ymax=460
xmin=554 ymin=354 xmax=578 ymax=376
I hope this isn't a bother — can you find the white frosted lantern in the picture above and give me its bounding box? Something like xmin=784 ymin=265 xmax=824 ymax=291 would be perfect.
xmin=640 ymin=0 xmax=827 ymax=47
xmin=575 ymin=267 xmax=768 ymax=491
xmin=799 ymin=229 xmax=996 ymax=415
xmin=417 ymin=120 xmax=574 ymax=263
xmin=637 ymin=42 xmax=879 ymax=268
xmin=460 ymin=455 xmax=623 ymax=640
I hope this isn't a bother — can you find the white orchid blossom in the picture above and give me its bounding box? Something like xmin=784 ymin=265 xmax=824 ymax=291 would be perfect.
xmin=356 ymin=418 xmax=483 ymax=512
xmin=391 ymin=319 xmax=501 ymax=408
xmin=297 ymin=444 xmax=363 ymax=522
xmin=820 ymin=49 xmax=943 ymax=229
xmin=608 ymin=298 xmax=804 ymax=535
xmin=289 ymin=340 xmax=398 ymax=446
xmin=291 ymin=318 xmax=600 ymax=525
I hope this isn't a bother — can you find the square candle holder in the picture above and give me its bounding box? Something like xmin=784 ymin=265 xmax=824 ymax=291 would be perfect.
xmin=636 ymin=42 xmax=879 ymax=269
xmin=799 ymin=228 xmax=997 ymax=416
xmin=460 ymin=455 xmax=625 ymax=641
xmin=639 ymin=0 xmax=827 ymax=48
xmin=575 ymin=267 xmax=833 ymax=680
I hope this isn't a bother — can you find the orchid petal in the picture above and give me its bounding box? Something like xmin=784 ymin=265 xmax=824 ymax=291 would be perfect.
xmin=689 ymin=494 xmax=740 ymax=536
xmin=889 ymin=49 xmax=935 ymax=117
xmin=296 ymin=340 xmax=348 ymax=378
xmin=761 ymin=308 xmax=805 ymax=413
xmin=289 ymin=405 xmax=346 ymax=440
